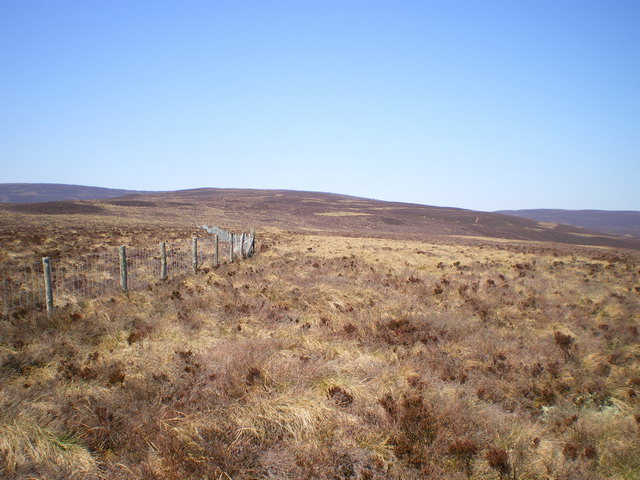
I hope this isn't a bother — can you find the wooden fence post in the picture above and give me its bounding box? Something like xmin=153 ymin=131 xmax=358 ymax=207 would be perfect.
xmin=229 ymin=233 xmax=235 ymax=263
xmin=119 ymin=246 xmax=128 ymax=293
xmin=240 ymin=232 xmax=246 ymax=258
xmin=42 ymin=257 xmax=53 ymax=315
xmin=160 ymin=242 xmax=167 ymax=280
xmin=213 ymin=235 xmax=219 ymax=268
xmin=192 ymin=237 xmax=198 ymax=274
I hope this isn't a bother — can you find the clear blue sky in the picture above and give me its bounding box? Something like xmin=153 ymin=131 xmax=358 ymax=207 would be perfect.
xmin=1 ymin=0 xmax=638 ymax=211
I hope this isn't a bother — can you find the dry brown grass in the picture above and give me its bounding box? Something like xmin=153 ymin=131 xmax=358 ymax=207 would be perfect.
xmin=1 ymin=217 xmax=639 ymax=479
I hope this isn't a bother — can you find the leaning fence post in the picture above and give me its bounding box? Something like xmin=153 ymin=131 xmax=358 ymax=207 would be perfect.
xmin=213 ymin=234 xmax=219 ymax=268
xmin=42 ymin=257 xmax=53 ymax=315
xmin=240 ymin=232 xmax=246 ymax=259
xmin=192 ymin=237 xmax=198 ymax=274
xmin=119 ymin=246 xmax=128 ymax=293
xmin=160 ymin=242 xmax=167 ymax=280
xmin=229 ymin=233 xmax=235 ymax=263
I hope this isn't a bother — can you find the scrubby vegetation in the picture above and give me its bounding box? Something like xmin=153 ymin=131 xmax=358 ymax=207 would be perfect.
xmin=1 ymin=229 xmax=639 ymax=479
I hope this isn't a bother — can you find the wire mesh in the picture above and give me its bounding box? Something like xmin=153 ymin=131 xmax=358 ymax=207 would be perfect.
xmin=51 ymin=250 xmax=120 ymax=305
xmin=195 ymin=235 xmax=221 ymax=269
xmin=127 ymin=246 xmax=162 ymax=291
xmin=0 ymin=259 xmax=46 ymax=318
xmin=167 ymin=242 xmax=191 ymax=276
xmin=0 ymin=233 xmax=254 ymax=318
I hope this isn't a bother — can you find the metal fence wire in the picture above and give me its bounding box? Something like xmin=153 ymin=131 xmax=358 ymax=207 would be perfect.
xmin=0 ymin=231 xmax=255 ymax=319
xmin=52 ymin=250 xmax=119 ymax=303
xmin=1 ymin=259 xmax=46 ymax=316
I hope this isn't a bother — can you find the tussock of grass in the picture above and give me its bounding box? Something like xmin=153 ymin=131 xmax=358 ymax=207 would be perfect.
xmin=230 ymin=391 xmax=334 ymax=444
xmin=0 ymin=420 xmax=98 ymax=478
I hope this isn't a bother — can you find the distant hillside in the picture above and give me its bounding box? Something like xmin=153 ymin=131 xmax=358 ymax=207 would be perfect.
xmin=496 ymin=209 xmax=640 ymax=238
xmin=0 ymin=183 xmax=151 ymax=203
xmin=2 ymin=186 xmax=639 ymax=249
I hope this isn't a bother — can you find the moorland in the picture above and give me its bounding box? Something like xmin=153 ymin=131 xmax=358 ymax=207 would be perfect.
xmin=496 ymin=209 xmax=640 ymax=238
xmin=0 ymin=188 xmax=639 ymax=479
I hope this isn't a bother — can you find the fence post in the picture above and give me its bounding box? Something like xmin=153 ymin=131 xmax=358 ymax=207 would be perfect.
xmin=240 ymin=232 xmax=246 ymax=259
xmin=213 ymin=234 xmax=219 ymax=268
xmin=229 ymin=233 xmax=235 ymax=263
xmin=42 ymin=257 xmax=53 ymax=315
xmin=1 ymin=269 xmax=6 ymax=320
xmin=192 ymin=237 xmax=198 ymax=274
xmin=250 ymin=229 xmax=255 ymax=257
xmin=160 ymin=242 xmax=167 ymax=280
xmin=119 ymin=246 xmax=128 ymax=293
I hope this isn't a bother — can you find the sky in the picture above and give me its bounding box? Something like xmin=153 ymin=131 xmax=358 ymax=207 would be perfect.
xmin=1 ymin=0 xmax=638 ymax=212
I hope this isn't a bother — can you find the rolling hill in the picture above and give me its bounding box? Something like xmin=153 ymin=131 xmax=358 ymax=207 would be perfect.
xmin=0 ymin=183 xmax=151 ymax=203
xmin=496 ymin=209 xmax=640 ymax=238
xmin=1 ymin=186 xmax=639 ymax=250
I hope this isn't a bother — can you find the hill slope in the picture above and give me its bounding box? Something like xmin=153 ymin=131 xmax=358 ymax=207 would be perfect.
xmin=2 ymin=188 xmax=640 ymax=250
xmin=496 ymin=209 xmax=640 ymax=238
xmin=0 ymin=183 xmax=150 ymax=203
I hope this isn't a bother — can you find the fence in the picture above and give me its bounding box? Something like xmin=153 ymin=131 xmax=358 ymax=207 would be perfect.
xmin=199 ymin=224 xmax=255 ymax=257
xmin=1 ymin=228 xmax=255 ymax=319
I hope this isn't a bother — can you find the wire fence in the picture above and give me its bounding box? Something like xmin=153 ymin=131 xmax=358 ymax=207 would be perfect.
xmin=1 ymin=259 xmax=46 ymax=316
xmin=1 ymin=230 xmax=255 ymax=319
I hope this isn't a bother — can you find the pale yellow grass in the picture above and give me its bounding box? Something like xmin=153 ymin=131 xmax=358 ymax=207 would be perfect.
xmin=230 ymin=391 xmax=334 ymax=445
xmin=570 ymin=231 xmax=618 ymax=239
xmin=314 ymin=211 xmax=372 ymax=217
xmin=537 ymin=221 xmax=559 ymax=229
xmin=0 ymin=420 xmax=98 ymax=478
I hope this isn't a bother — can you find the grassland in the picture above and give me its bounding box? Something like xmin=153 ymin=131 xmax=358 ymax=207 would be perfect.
xmin=1 ymin=192 xmax=639 ymax=479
